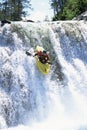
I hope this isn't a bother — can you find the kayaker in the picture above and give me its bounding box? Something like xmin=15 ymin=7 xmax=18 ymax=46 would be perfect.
xmin=26 ymin=50 xmax=50 ymax=64
xmin=34 ymin=50 xmax=50 ymax=64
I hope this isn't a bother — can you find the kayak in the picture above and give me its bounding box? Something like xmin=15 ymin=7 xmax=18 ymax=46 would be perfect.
xmin=35 ymin=46 xmax=50 ymax=75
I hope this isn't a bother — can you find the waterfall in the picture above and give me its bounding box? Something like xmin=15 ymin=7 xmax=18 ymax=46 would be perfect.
xmin=0 ymin=21 xmax=87 ymax=130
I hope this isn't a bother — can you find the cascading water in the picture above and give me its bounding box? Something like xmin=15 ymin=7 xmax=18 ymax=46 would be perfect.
xmin=0 ymin=20 xmax=87 ymax=130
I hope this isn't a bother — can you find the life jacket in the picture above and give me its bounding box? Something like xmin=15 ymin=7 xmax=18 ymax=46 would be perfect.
xmin=37 ymin=51 xmax=50 ymax=64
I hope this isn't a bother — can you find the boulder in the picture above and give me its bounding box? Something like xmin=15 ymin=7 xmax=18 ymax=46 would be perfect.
xmin=1 ymin=19 xmax=11 ymax=26
xmin=73 ymin=11 xmax=87 ymax=20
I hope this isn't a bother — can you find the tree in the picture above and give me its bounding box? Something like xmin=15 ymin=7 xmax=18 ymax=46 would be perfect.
xmin=0 ymin=0 xmax=32 ymax=21
xmin=0 ymin=0 xmax=8 ymax=19
xmin=61 ymin=0 xmax=87 ymax=20
xmin=50 ymin=0 xmax=66 ymax=15
xmin=51 ymin=0 xmax=87 ymax=20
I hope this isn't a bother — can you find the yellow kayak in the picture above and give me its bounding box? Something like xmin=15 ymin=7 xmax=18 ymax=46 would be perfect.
xmin=35 ymin=46 xmax=50 ymax=75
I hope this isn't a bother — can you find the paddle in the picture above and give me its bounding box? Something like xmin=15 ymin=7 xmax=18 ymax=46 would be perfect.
xmin=26 ymin=51 xmax=51 ymax=65
xmin=26 ymin=51 xmax=33 ymax=56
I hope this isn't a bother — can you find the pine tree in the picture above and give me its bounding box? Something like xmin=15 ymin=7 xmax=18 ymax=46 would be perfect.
xmin=0 ymin=0 xmax=32 ymax=21
xmin=50 ymin=0 xmax=66 ymax=15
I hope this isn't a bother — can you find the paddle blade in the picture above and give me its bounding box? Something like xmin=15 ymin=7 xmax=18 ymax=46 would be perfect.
xmin=26 ymin=51 xmax=32 ymax=56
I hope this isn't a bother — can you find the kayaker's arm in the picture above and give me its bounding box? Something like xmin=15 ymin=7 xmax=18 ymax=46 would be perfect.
xmin=33 ymin=53 xmax=38 ymax=57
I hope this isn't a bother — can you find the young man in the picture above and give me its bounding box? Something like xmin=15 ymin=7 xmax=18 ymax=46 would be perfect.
xmin=26 ymin=50 xmax=50 ymax=64
xmin=35 ymin=50 xmax=50 ymax=64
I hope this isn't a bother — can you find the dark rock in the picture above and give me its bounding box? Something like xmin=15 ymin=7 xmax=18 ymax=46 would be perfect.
xmin=73 ymin=11 xmax=87 ymax=20
xmin=26 ymin=20 xmax=34 ymax=22
xmin=1 ymin=19 xmax=11 ymax=27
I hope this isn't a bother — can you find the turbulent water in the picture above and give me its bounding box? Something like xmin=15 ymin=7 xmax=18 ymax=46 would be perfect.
xmin=0 ymin=20 xmax=87 ymax=130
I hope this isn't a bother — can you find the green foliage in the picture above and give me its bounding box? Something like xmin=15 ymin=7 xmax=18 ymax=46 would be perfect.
xmin=52 ymin=0 xmax=87 ymax=20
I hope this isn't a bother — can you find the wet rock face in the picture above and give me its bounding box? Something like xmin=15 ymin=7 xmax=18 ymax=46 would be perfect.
xmin=73 ymin=11 xmax=87 ymax=20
